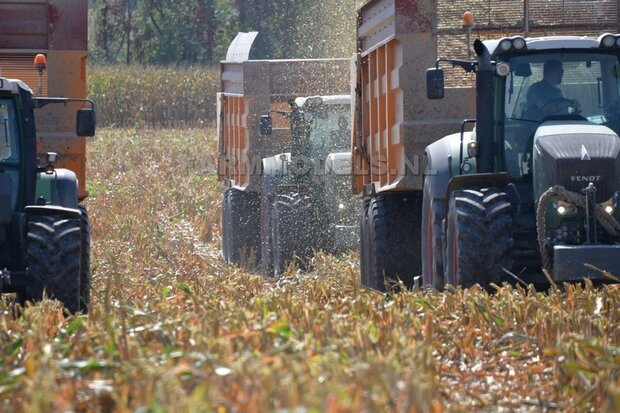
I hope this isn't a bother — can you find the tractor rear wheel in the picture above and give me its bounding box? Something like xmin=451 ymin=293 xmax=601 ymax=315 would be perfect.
xmin=421 ymin=179 xmax=446 ymax=290
xmin=444 ymin=187 xmax=513 ymax=288
xmin=221 ymin=190 xmax=230 ymax=262
xmin=272 ymin=192 xmax=318 ymax=275
xmin=78 ymin=205 xmax=91 ymax=312
xmin=223 ymin=188 xmax=261 ymax=268
xmin=24 ymin=215 xmax=82 ymax=313
xmin=260 ymin=184 xmax=274 ymax=276
xmin=360 ymin=192 xmax=422 ymax=291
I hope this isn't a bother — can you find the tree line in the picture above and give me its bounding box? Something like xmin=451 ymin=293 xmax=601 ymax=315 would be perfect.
xmin=88 ymin=0 xmax=360 ymax=66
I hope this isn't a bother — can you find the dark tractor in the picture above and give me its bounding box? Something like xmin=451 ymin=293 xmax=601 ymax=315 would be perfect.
xmin=424 ymin=34 xmax=620 ymax=288
xmin=0 ymin=76 xmax=95 ymax=312
xmin=259 ymin=95 xmax=360 ymax=275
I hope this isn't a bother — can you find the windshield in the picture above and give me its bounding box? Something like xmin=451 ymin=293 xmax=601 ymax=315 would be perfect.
xmin=0 ymin=98 xmax=19 ymax=163
xmin=501 ymin=51 xmax=620 ymax=178
xmin=307 ymin=104 xmax=351 ymax=155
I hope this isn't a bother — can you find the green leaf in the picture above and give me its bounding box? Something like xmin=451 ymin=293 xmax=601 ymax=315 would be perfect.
xmin=268 ymin=321 xmax=293 ymax=340
xmin=369 ymin=323 xmax=379 ymax=344
xmin=67 ymin=315 xmax=87 ymax=335
xmin=6 ymin=338 xmax=23 ymax=357
xmin=161 ymin=285 xmax=172 ymax=298
xmin=178 ymin=282 xmax=193 ymax=296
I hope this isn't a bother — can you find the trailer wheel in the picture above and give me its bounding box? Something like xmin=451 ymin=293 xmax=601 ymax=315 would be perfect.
xmin=224 ymin=189 xmax=261 ymax=268
xmin=24 ymin=215 xmax=82 ymax=313
xmin=78 ymin=205 xmax=91 ymax=312
xmin=444 ymin=188 xmax=513 ymax=288
xmin=421 ymin=179 xmax=446 ymax=290
xmin=272 ymin=192 xmax=317 ymax=275
xmin=361 ymin=192 xmax=422 ymax=291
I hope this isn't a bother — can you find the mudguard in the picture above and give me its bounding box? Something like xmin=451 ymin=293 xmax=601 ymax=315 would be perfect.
xmin=424 ymin=132 xmax=473 ymax=202
xmin=35 ymin=168 xmax=79 ymax=209
xmin=262 ymin=153 xmax=289 ymax=177
xmin=325 ymin=152 xmax=352 ymax=176
xmin=262 ymin=153 xmax=289 ymax=197
xmin=447 ymin=172 xmax=510 ymax=196
xmin=24 ymin=205 xmax=81 ymax=219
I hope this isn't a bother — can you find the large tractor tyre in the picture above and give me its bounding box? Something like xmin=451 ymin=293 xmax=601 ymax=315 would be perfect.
xmin=260 ymin=190 xmax=274 ymax=277
xmin=23 ymin=215 xmax=82 ymax=313
xmin=272 ymin=192 xmax=317 ymax=276
xmin=444 ymin=188 xmax=513 ymax=289
xmin=359 ymin=198 xmax=372 ymax=287
xmin=421 ymin=179 xmax=446 ymax=290
xmin=225 ymin=189 xmax=261 ymax=268
xmin=78 ymin=205 xmax=91 ymax=312
xmin=221 ymin=190 xmax=230 ymax=262
xmin=362 ymin=192 xmax=423 ymax=292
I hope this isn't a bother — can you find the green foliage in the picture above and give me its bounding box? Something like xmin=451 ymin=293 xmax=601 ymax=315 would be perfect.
xmin=88 ymin=65 xmax=219 ymax=127
xmin=88 ymin=0 xmax=360 ymax=65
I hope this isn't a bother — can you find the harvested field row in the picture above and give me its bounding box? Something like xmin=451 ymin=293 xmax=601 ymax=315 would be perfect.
xmin=0 ymin=128 xmax=618 ymax=412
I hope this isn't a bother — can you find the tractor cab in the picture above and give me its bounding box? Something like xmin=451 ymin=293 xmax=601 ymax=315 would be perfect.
xmin=492 ymin=37 xmax=620 ymax=183
xmin=0 ymin=76 xmax=95 ymax=313
xmin=0 ymin=79 xmax=38 ymax=237
xmin=295 ymin=95 xmax=351 ymax=158
xmin=425 ymin=33 xmax=620 ymax=286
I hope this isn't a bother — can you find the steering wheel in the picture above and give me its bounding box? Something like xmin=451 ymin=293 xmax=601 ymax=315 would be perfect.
xmin=540 ymin=97 xmax=581 ymax=117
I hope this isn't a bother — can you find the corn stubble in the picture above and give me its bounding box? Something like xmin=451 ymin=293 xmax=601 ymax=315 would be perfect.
xmin=0 ymin=128 xmax=618 ymax=412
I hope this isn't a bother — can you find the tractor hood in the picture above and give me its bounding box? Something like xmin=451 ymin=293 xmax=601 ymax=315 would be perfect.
xmin=532 ymin=121 xmax=620 ymax=202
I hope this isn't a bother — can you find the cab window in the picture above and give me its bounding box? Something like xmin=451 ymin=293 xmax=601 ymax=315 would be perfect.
xmin=0 ymin=99 xmax=18 ymax=162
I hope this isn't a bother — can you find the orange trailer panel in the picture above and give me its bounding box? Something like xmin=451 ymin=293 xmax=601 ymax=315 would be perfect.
xmin=353 ymin=0 xmax=475 ymax=196
xmin=0 ymin=0 xmax=89 ymax=199
xmin=218 ymin=32 xmax=351 ymax=193
xmin=353 ymin=0 xmax=619 ymax=197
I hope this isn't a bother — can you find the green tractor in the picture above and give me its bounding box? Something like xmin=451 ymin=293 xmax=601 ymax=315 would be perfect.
xmin=0 ymin=77 xmax=95 ymax=312
xmin=259 ymin=95 xmax=359 ymax=275
xmin=424 ymin=34 xmax=620 ymax=288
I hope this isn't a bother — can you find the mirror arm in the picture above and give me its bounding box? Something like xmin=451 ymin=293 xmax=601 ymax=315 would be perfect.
xmin=268 ymin=109 xmax=291 ymax=118
xmin=435 ymin=58 xmax=477 ymax=73
xmin=33 ymin=97 xmax=95 ymax=110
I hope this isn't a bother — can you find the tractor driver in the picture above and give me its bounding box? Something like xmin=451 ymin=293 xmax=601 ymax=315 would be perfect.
xmin=329 ymin=115 xmax=350 ymax=150
xmin=524 ymin=59 xmax=581 ymax=120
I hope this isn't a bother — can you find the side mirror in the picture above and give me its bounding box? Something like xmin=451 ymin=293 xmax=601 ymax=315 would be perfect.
xmin=260 ymin=115 xmax=272 ymax=136
xmin=426 ymin=68 xmax=445 ymax=100
xmin=76 ymin=108 xmax=96 ymax=137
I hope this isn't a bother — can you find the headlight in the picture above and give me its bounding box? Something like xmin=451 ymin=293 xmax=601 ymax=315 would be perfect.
xmin=605 ymin=205 xmax=614 ymax=214
xmin=554 ymin=201 xmax=578 ymax=216
xmin=598 ymin=33 xmax=620 ymax=48
xmin=602 ymin=35 xmax=616 ymax=47
xmin=499 ymin=39 xmax=512 ymax=52
xmin=466 ymin=141 xmax=478 ymax=157
xmin=512 ymin=37 xmax=526 ymax=50
xmin=495 ymin=62 xmax=510 ymax=77
xmin=496 ymin=37 xmax=527 ymax=53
